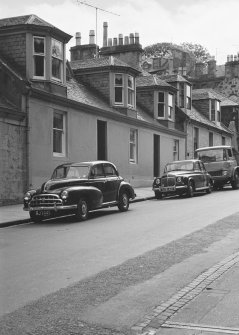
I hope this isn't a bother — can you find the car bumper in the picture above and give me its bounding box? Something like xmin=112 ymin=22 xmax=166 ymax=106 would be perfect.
xmin=24 ymin=204 xmax=77 ymax=212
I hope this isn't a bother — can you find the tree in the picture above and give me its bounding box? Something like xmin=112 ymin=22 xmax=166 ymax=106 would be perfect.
xmin=180 ymin=42 xmax=211 ymax=62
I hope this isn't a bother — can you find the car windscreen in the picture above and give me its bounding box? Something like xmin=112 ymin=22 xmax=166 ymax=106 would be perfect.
xmin=196 ymin=149 xmax=226 ymax=163
xmin=51 ymin=165 xmax=90 ymax=179
xmin=165 ymin=161 xmax=194 ymax=172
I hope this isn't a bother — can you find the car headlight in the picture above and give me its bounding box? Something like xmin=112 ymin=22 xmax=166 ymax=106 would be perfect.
xmin=61 ymin=190 xmax=69 ymax=200
xmin=176 ymin=176 xmax=182 ymax=183
xmin=24 ymin=192 xmax=32 ymax=201
xmin=222 ymin=170 xmax=228 ymax=176
xmin=155 ymin=178 xmax=161 ymax=185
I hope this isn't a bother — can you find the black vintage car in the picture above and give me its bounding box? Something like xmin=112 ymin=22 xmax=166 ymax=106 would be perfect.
xmin=152 ymin=159 xmax=213 ymax=199
xmin=24 ymin=161 xmax=136 ymax=222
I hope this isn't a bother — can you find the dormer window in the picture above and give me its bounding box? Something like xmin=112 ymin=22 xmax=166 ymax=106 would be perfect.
xmin=211 ymin=99 xmax=220 ymax=122
xmin=157 ymin=91 xmax=174 ymax=120
xmin=168 ymin=93 xmax=173 ymax=119
xmin=51 ymin=38 xmax=63 ymax=81
xmin=186 ymin=84 xmax=191 ymax=109
xmin=179 ymin=83 xmax=191 ymax=110
xmin=113 ymin=73 xmax=136 ymax=108
xmin=33 ymin=36 xmax=45 ymax=78
xmin=158 ymin=92 xmax=165 ymax=118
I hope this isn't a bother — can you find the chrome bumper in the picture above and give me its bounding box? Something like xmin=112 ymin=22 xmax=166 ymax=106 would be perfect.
xmin=24 ymin=205 xmax=77 ymax=212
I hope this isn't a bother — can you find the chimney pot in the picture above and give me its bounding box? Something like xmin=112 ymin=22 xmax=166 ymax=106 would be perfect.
xmin=227 ymin=55 xmax=230 ymax=62
xmin=108 ymin=38 xmax=112 ymax=47
xmin=124 ymin=36 xmax=129 ymax=45
xmin=119 ymin=34 xmax=123 ymax=45
xmin=113 ymin=37 xmax=118 ymax=46
xmin=129 ymin=33 xmax=134 ymax=44
xmin=135 ymin=32 xmax=139 ymax=44
xmin=89 ymin=30 xmax=95 ymax=44
xmin=75 ymin=32 xmax=81 ymax=46
xmin=103 ymin=22 xmax=108 ymax=47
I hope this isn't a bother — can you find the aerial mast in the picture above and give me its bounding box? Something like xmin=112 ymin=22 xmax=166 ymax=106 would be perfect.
xmin=75 ymin=1 xmax=120 ymax=58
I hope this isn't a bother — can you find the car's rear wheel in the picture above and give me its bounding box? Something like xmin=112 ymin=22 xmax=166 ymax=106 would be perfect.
xmin=154 ymin=191 xmax=162 ymax=199
xmin=75 ymin=198 xmax=88 ymax=221
xmin=30 ymin=212 xmax=43 ymax=223
xmin=118 ymin=191 xmax=129 ymax=212
xmin=231 ymin=172 xmax=239 ymax=190
xmin=187 ymin=181 xmax=194 ymax=197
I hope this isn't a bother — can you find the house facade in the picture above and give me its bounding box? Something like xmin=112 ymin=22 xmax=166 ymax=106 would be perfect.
xmin=0 ymin=15 xmax=187 ymax=205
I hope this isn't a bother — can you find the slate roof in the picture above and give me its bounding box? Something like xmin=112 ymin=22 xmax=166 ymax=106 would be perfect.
xmin=188 ymin=105 xmax=231 ymax=134
xmin=0 ymin=14 xmax=72 ymax=41
xmin=136 ymin=74 xmax=175 ymax=89
xmin=159 ymin=74 xmax=191 ymax=84
xmin=192 ymin=88 xmax=223 ymax=101
xmin=70 ymin=56 xmax=140 ymax=74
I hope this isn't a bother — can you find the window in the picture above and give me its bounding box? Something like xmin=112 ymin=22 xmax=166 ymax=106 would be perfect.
xmin=103 ymin=163 xmax=117 ymax=176
xmin=128 ymin=75 xmax=135 ymax=107
xmin=53 ymin=111 xmax=66 ymax=156
xmin=211 ymin=100 xmax=216 ymax=121
xmin=186 ymin=84 xmax=191 ymax=109
xmin=222 ymin=136 xmax=226 ymax=145
xmin=179 ymin=83 xmax=184 ymax=108
xmin=193 ymin=127 xmax=199 ymax=152
xmin=130 ymin=129 xmax=138 ymax=163
xmin=33 ymin=36 xmax=45 ymax=78
xmin=216 ymin=100 xmax=220 ymax=122
xmin=168 ymin=93 xmax=173 ymax=119
xmin=209 ymin=132 xmax=213 ymax=146
xmin=173 ymin=139 xmax=179 ymax=161
xmin=158 ymin=92 xmax=165 ymax=118
xmin=114 ymin=74 xmax=123 ymax=104
xmin=51 ymin=39 xmax=63 ymax=81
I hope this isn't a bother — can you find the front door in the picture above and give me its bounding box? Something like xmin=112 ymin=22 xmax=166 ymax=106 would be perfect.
xmin=97 ymin=120 xmax=107 ymax=160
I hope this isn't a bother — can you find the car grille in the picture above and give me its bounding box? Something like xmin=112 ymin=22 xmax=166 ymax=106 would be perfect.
xmin=161 ymin=177 xmax=176 ymax=187
xmin=209 ymin=170 xmax=223 ymax=176
xmin=30 ymin=194 xmax=62 ymax=207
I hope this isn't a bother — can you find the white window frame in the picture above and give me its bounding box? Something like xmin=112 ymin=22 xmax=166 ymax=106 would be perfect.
xmin=216 ymin=100 xmax=220 ymax=122
xmin=53 ymin=111 xmax=66 ymax=157
xmin=114 ymin=73 xmax=124 ymax=105
xmin=186 ymin=84 xmax=191 ymax=110
xmin=130 ymin=129 xmax=138 ymax=164
xmin=33 ymin=36 xmax=46 ymax=79
xmin=127 ymin=75 xmax=135 ymax=107
xmin=51 ymin=38 xmax=63 ymax=82
xmin=168 ymin=93 xmax=173 ymax=119
xmin=157 ymin=91 xmax=165 ymax=118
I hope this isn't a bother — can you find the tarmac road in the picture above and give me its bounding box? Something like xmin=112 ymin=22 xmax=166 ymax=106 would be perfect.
xmin=1 ymin=188 xmax=239 ymax=335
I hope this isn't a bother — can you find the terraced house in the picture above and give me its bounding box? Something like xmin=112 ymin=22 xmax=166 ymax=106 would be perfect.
xmin=0 ymin=14 xmax=187 ymax=204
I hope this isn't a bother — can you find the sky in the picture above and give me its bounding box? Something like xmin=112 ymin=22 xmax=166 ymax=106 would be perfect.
xmin=1 ymin=0 xmax=239 ymax=65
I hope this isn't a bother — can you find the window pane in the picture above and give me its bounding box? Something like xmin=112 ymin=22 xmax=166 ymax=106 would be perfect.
xmin=128 ymin=89 xmax=134 ymax=106
xmin=115 ymin=87 xmax=123 ymax=103
xmin=115 ymin=74 xmax=123 ymax=86
xmin=158 ymin=92 xmax=164 ymax=102
xmin=128 ymin=76 xmax=133 ymax=88
xmin=52 ymin=39 xmax=63 ymax=59
xmin=53 ymin=129 xmax=62 ymax=153
xmin=34 ymin=37 xmax=44 ymax=54
xmin=52 ymin=58 xmax=62 ymax=79
xmin=34 ymin=56 xmax=44 ymax=76
xmin=53 ymin=113 xmax=63 ymax=129
xmin=158 ymin=104 xmax=164 ymax=117
xmin=168 ymin=93 xmax=173 ymax=106
xmin=186 ymin=84 xmax=191 ymax=97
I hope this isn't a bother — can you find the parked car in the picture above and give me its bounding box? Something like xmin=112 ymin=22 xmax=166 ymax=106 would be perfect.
xmin=195 ymin=145 xmax=239 ymax=190
xmin=152 ymin=159 xmax=213 ymax=199
xmin=23 ymin=161 xmax=136 ymax=222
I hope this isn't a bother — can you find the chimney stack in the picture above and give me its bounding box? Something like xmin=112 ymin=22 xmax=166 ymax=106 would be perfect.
xmin=135 ymin=33 xmax=139 ymax=44
xmin=129 ymin=33 xmax=134 ymax=44
xmin=124 ymin=36 xmax=129 ymax=45
xmin=118 ymin=34 xmax=123 ymax=45
xmin=113 ymin=37 xmax=117 ymax=46
xmin=103 ymin=22 xmax=108 ymax=47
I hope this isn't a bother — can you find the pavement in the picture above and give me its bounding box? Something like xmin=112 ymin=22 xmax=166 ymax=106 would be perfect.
xmin=0 ymin=186 xmax=155 ymax=228
xmin=1 ymin=187 xmax=239 ymax=335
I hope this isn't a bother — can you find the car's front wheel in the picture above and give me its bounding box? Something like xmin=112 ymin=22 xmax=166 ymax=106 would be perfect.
xmin=30 ymin=212 xmax=43 ymax=223
xmin=187 ymin=181 xmax=194 ymax=197
xmin=231 ymin=171 xmax=239 ymax=190
xmin=206 ymin=180 xmax=213 ymax=194
xmin=118 ymin=191 xmax=129 ymax=212
xmin=75 ymin=198 xmax=88 ymax=221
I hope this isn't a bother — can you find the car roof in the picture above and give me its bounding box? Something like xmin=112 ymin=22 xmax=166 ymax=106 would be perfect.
xmin=55 ymin=160 xmax=116 ymax=168
xmin=166 ymin=159 xmax=199 ymax=164
xmin=195 ymin=145 xmax=231 ymax=151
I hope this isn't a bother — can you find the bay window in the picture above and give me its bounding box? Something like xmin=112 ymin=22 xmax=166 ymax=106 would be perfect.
xmin=128 ymin=75 xmax=135 ymax=107
xmin=158 ymin=92 xmax=165 ymax=118
xmin=33 ymin=36 xmax=45 ymax=78
xmin=186 ymin=84 xmax=191 ymax=109
xmin=51 ymin=38 xmax=63 ymax=81
xmin=168 ymin=93 xmax=173 ymax=119
xmin=114 ymin=74 xmax=123 ymax=104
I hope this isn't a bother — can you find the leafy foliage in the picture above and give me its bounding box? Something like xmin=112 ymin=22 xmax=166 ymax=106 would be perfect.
xmin=180 ymin=42 xmax=211 ymax=62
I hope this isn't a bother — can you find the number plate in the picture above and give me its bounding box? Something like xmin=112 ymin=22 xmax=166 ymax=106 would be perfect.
xmin=161 ymin=186 xmax=175 ymax=192
xmin=36 ymin=210 xmax=51 ymax=216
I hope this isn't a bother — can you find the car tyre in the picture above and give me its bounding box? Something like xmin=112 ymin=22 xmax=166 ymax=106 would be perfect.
xmin=231 ymin=171 xmax=239 ymax=190
xmin=187 ymin=181 xmax=194 ymax=198
xmin=206 ymin=180 xmax=213 ymax=194
xmin=30 ymin=212 xmax=43 ymax=223
xmin=118 ymin=191 xmax=129 ymax=212
xmin=76 ymin=198 xmax=88 ymax=221
xmin=154 ymin=191 xmax=162 ymax=199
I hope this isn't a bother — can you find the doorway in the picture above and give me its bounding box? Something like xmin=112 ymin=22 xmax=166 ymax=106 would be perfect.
xmin=97 ymin=120 xmax=107 ymax=160
xmin=154 ymin=134 xmax=160 ymax=177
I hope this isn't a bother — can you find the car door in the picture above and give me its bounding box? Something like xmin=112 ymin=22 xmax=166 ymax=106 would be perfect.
xmin=88 ymin=163 xmax=107 ymax=201
xmin=103 ymin=163 xmax=121 ymax=202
